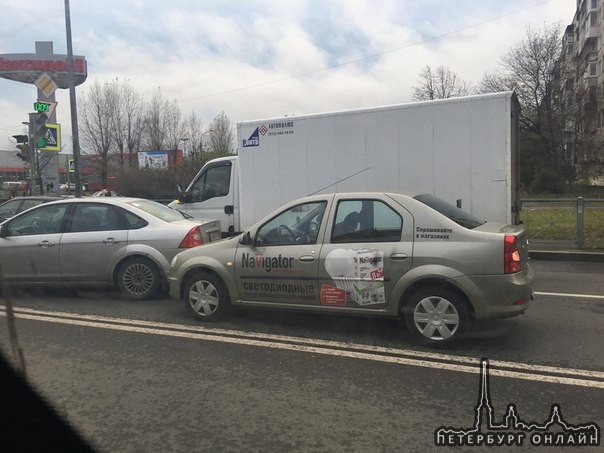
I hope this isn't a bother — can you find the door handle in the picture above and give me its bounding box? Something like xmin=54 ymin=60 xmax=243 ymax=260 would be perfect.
xmin=390 ymin=253 xmax=408 ymax=261
xmin=38 ymin=240 xmax=55 ymax=248
xmin=299 ymin=255 xmax=315 ymax=262
xmin=103 ymin=238 xmax=120 ymax=245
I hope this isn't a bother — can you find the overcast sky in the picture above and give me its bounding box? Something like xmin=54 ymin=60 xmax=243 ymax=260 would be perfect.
xmin=0 ymin=0 xmax=576 ymax=151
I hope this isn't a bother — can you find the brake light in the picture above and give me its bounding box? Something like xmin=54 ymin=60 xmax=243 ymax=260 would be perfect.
xmin=179 ymin=226 xmax=204 ymax=248
xmin=504 ymin=234 xmax=522 ymax=274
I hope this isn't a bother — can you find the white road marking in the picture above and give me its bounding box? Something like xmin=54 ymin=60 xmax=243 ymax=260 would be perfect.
xmin=1 ymin=306 xmax=603 ymax=389
xmin=535 ymin=291 xmax=604 ymax=300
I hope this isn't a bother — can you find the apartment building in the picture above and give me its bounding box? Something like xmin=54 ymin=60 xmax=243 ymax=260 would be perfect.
xmin=558 ymin=0 xmax=603 ymax=181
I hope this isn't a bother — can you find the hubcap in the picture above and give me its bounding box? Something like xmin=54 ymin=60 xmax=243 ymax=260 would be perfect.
xmin=413 ymin=296 xmax=460 ymax=340
xmin=189 ymin=280 xmax=219 ymax=316
xmin=123 ymin=263 xmax=154 ymax=296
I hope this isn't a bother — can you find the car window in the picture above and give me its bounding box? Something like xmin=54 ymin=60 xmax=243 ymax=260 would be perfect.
xmin=189 ymin=163 xmax=231 ymax=202
xmin=123 ymin=210 xmax=149 ymax=230
xmin=70 ymin=204 xmax=123 ymax=232
xmin=20 ymin=199 xmax=46 ymax=212
xmin=256 ymin=201 xmax=327 ymax=246
xmin=0 ymin=199 xmax=20 ymax=217
xmin=124 ymin=199 xmax=191 ymax=222
xmin=331 ymin=199 xmax=402 ymax=243
xmin=413 ymin=194 xmax=485 ymax=229
xmin=4 ymin=204 xmax=68 ymax=236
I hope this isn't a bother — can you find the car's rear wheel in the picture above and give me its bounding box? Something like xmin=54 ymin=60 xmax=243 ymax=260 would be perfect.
xmin=183 ymin=272 xmax=230 ymax=321
xmin=403 ymin=287 xmax=470 ymax=346
xmin=116 ymin=257 xmax=161 ymax=300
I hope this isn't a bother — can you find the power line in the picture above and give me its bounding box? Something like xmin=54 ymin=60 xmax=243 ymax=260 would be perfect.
xmin=178 ymin=0 xmax=552 ymax=103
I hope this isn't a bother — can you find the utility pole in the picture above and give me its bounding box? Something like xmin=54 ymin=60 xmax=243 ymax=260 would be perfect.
xmin=65 ymin=0 xmax=83 ymax=197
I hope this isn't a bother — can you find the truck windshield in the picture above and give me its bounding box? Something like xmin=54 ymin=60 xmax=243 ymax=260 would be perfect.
xmin=414 ymin=194 xmax=486 ymax=229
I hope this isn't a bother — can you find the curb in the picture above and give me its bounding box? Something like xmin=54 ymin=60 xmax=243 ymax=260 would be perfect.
xmin=529 ymin=250 xmax=604 ymax=262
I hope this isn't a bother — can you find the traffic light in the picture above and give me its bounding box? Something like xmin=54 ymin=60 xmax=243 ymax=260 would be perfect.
xmin=13 ymin=134 xmax=30 ymax=161
xmin=16 ymin=144 xmax=30 ymax=161
xmin=31 ymin=112 xmax=49 ymax=148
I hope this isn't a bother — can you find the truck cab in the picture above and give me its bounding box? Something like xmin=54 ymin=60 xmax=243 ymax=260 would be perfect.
xmin=169 ymin=156 xmax=239 ymax=236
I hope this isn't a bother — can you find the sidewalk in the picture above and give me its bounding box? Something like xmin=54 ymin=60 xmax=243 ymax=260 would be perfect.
xmin=529 ymin=249 xmax=604 ymax=262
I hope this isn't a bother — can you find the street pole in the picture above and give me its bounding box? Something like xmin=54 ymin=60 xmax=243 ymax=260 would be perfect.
xmin=65 ymin=0 xmax=83 ymax=198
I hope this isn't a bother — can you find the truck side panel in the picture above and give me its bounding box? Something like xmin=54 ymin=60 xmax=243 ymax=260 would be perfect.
xmin=237 ymin=92 xmax=517 ymax=230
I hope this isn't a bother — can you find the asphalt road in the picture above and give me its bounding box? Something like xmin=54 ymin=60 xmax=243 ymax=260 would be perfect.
xmin=1 ymin=259 xmax=603 ymax=451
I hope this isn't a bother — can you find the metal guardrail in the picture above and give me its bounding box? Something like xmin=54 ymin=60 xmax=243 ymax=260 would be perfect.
xmin=520 ymin=197 xmax=604 ymax=250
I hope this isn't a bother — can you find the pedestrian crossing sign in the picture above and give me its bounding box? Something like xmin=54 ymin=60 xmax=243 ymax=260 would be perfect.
xmin=39 ymin=123 xmax=61 ymax=151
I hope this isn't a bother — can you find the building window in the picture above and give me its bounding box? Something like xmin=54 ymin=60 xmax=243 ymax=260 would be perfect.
xmin=592 ymin=0 xmax=597 ymax=9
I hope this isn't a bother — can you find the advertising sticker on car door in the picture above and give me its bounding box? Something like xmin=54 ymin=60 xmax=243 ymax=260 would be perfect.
xmin=322 ymin=248 xmax=385 ymax=306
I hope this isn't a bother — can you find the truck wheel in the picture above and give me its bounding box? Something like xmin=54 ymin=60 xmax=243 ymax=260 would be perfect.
xmin=403 ymin=287 xmax=470 ymax=346
xmin=183 ymin=272 xmax=230 ymax=321
xmin=116 ymin=257 xmax=161 ymax=300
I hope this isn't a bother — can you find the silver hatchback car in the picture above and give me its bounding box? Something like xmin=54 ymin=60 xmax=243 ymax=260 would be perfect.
xmin=0 ymin=197 xmax=221 ymax=299
xmin=168 ymin=193 xmax=535 ymax=346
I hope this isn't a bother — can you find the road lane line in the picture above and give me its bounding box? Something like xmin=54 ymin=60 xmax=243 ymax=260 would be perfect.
xmin=1 ymin=308 xmax=603 ymax=389
xmin=535 ymin=291 xmax=604 ymax=300
xmin=5 ymin=306 xmax=604 ymax=379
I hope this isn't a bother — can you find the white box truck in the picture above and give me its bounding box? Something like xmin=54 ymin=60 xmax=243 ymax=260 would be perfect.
xmin=171 ymin=91 xmax=520 ymax=236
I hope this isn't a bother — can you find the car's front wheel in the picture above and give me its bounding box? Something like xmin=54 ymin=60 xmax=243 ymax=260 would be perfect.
xmin=183 ymin=272 xmax=230 ymax=321
xmin=116 ymin=257 xmax=161 ymax=300
xmin=403 ymin=287 xmax=471 ymax=346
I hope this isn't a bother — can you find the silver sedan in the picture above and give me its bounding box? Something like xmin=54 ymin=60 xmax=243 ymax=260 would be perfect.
xmin=168 ymin=192 xmax=535 ymax=346
xmin=0 ymin=197 xmax=221 ymax=300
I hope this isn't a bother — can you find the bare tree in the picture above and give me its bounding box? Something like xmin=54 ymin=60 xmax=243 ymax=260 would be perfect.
xmin=478 ymin=24 xmax=572 ymax=192
xmin=207 ymin=112 xmax=235 ymax=154
xmin=79 ymin=80 xmax=118 ymax=188
xmin=182 ymin=111 xmax=207 ymax=160
xmin=110 ymin=78 xmax=144 ymax=167
xmin=141 ymin=89 xmax=185 ymax=158
xmin=412 ymin=65 xmax=473 ymax=101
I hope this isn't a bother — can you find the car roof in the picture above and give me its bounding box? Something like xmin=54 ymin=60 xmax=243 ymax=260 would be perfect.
xmin=42 ymin=196 xmax=148 ymax=206
xmin=1 ymin=196 xmax=64 ymax=204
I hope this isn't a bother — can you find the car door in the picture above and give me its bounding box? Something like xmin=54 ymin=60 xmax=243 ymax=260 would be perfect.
xmin=0 ymin=203 xmax=68 ymax=282
xmin=60 ymin=203 xmax=128 ymax=283
xmin=234 ymin=200 xmax=328 ymax=306
xmin=318 ymin=196 xmax=414 ymax=309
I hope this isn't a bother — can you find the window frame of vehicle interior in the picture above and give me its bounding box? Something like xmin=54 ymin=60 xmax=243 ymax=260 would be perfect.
xmin=330 ymin=198 xmax=403 ymax=243
xmin=3 ymin=203 xmax=70 ymax=236
xmin=188 ymin=161 xmax=232 ymax=202
xmin=1 ymin=202 xmax=151 ymax=238
xmin=255 ymin=200 xmax=328 ymax=246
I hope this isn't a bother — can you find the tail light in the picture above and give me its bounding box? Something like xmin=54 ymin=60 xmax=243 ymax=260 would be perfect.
xmin=504 ymin=234 xmax=522 ymax=274
xmin=179 ymin=226 xmax=204 ymax=248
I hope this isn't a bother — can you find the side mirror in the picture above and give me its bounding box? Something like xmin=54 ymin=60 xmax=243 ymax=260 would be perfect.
xmin=177 ymin=186 xmax=193 ymax=203
xmin=239 ymin=231 xmax=252 ymax=246
xmin=0 ymin=225 xmax=7 ymax=238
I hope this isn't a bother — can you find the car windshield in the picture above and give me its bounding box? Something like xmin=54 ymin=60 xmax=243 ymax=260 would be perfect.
xmin=414 ymin=194 xmax=486 ymax=229
xmin=124 ymin=199 xmax=193 ymax=222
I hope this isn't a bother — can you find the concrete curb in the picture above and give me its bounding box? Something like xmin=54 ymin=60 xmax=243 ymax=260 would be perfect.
xmin=529 ymin=250 xmax=604 ymax=262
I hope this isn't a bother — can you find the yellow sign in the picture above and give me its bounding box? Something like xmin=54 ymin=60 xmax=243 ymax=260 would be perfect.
xmin=39 ymin=123 xmax=61 ymax=151
xmin=34 ymin=72 xmax=58 ymax=98
xmin=68 ymin=159 xmax=75 ymax=172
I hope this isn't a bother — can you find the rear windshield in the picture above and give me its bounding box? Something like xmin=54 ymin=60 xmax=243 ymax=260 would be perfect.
xmin=124 ymin=199 xmax=193 ymax=222
xmin=414 ymin=194 xmax=486 ymax=229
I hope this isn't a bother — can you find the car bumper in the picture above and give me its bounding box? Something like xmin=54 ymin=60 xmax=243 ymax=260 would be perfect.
xmin=454 ymin=264 xmax=536 ymax=320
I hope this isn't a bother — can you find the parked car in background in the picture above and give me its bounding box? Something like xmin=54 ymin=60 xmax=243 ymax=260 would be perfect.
xmin=92 ymin=189 xmax=121 ymax=197
xmin=168 ymin=192 xmax=535 ymax=346
xmin=59 ymin=182 xmax=87 ymax=192
xmin=0 ymin=197 xmax=221 ymax=300
xmin=0 ymin=196 xmax=64 ymax=223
